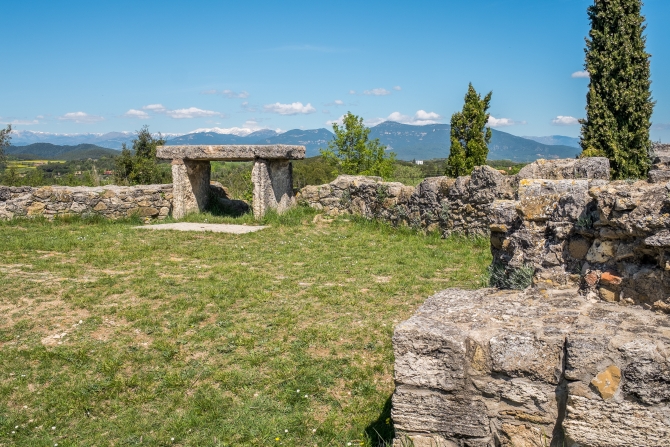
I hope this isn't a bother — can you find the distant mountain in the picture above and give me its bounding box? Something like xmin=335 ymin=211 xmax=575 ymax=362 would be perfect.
xmin=165 ymin=128 xmax=332 ymax=156
xmin=167 ymin=132 xmax=248 ymax=145
xmin=255 ymin=129 xmax=333 ymax=155
xmin=522 ymin=135 xmax=581 ymax=148
xmin=10 ymin=131 xmax=137 ymax=150
xmin=369 ymin=122 xmax=580 ymax=162
xmin=6 ymin=143 xmax=120 ymax=161
xmin=9 ymin=124 xmax=581 ymax=163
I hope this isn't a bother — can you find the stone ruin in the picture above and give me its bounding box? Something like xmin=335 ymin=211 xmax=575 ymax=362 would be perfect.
xmin=300 ymin=146 xmax=670 ymax=446
xmin=156 ymin=144 xmax=305 ymax=219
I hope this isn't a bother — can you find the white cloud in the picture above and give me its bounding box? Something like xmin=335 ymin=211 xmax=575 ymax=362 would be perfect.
xmin=166 ymin=107 xmax=224 ymax=119
xmin=326 ymin=115 xmax=345 ymax=126
xmin=487 ymin=116 xmax=527 ymax=127
xmin=123 ymin=109 xmax=150 ymax=119
xmin=334 ymin=99 xmax=344 ymax=105
xmin=143 ymin=104 xmax=166 ymax=112
xmin=240 ymin=101 xmax=258 ymax=112
xmin=263 ymin=102 xmax=316 ymax=115
xmin=202 ymin=89 xmax=249 ymax=99
xmin=372 ymin=110 xmax=442 ymax=126
xmin=571 ymin=71 xmax=590 ymax=79
xmin=363 ymin=88 xmax=391 ymax=96
xmin=349 ymin=90 xmax=356 ymax=95
xmin=552 ymin=115 xmax=580 ymax=126
xmin=58 ymin=112 xmax=104 ymax=123
xmin=222 ymin=89 xmax=249 ymax=99
xmin=393 ymin=86 xmax=402 ymax=91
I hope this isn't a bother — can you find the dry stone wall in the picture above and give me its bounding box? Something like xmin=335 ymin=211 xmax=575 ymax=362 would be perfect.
xmin=392 ymin=287 xmax=670 ymax=447
xmin=0 ymin=184 xmax=174 ymax=220
xmin=0 ymin=182 xmax=246 ymax=221
xmin=297 ymin=166 xmax=519 ymax=236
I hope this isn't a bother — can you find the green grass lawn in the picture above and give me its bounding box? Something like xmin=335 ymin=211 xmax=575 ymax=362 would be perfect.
xmin=0 ymin=208 xmax=490 ymax=447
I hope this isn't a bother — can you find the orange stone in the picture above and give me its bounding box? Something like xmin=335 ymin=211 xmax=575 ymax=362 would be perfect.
xmin=600 ymin=271 xmax=623 ymax=286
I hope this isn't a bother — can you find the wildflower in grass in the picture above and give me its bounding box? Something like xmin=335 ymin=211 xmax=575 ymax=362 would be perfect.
xmin=275 ymin=437 xmax=280 ymax=441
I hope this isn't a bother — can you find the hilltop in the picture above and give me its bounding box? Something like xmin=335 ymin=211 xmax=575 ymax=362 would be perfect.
xmin=6 ymin=143 xmax=121 ymax=160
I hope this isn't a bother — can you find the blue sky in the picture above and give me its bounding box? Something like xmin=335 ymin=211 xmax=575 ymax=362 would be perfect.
xmin=2 ymin=0 xmax=669 ymax=141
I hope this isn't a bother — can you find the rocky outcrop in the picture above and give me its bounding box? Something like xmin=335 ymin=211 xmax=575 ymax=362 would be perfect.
xmin=392 ymin=288 xmax=670 ymax=447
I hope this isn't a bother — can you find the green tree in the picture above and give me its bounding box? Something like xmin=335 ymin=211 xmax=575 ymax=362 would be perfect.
xmin=320 ymin=112 xmax=396 ymax=179
xmin=0 ymin=124 xmax=11 ymax=170
xmin=446 ymin=84 xmax=492 ymax=177
xmin=579 ymin=0 xmax=654 ymax=179
xmin=115 ymin=125 xmax=170 ymax=185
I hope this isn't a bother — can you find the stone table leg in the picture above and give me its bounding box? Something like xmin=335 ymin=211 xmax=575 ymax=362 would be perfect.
xmin=171 ymin=159 xmax=211 ymax=219
xmin=252 ymin=159 xmax=295 ymax=219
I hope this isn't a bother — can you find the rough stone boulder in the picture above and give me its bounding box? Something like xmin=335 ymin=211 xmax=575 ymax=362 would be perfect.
xmin=392 ymin=287 xmax=670 ymax=447
xmin=650 ymin=143 xmax=670 ymax=184
xmin=517 ymin=157 xmax=610 ymax=181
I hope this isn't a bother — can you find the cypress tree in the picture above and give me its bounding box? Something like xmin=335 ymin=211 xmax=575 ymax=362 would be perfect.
xmin=446 ymin=84 xmax=492 ymax=177
xmin=580 ymin=0 xmax=654 ymax=179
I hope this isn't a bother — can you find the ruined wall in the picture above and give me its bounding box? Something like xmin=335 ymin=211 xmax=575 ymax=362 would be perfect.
xmin=0 ymin=181 xmax=248 ymax=221
xmin=491 ymin=162 xmax=670 ymax=311
xmin=392 ymin=287 xmax=670 ymax=447
xmin=297 ymin=165 xmax=518 ymax=236
xmin=0 ymin=184 xmax=174 ymax=220
xmin=390 ymin=146 xmax=670 ymax=447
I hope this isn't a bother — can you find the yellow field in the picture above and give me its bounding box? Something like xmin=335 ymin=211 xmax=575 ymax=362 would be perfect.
xmin=6 ymin=159 xmax=66 ymax=171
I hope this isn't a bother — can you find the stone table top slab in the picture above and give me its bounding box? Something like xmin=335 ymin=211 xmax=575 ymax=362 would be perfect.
xmin=135 ymin=223 xmax=268 ymax=234
xmin=157 ymin=145 xmax=305 ymax=161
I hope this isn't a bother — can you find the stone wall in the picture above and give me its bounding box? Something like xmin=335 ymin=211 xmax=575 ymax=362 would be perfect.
xmin=389 ymin=150 xmax=670 ymax=446
xmin=392 ymin=287 xmax=670 ymax=447
xmin=297 ymin=166 xmax=518 ymax=236
xmin=0 ymin=182 xmax=247 ymax=221
xmin=0 ymin=184 xmax=174 ymax=220
xmin=299 ymin=156 xmax=670 ymax=311
xmin=491 ymin=175 xmax=670 ymax=312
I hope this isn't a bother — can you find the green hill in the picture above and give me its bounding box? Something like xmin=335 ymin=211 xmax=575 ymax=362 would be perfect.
xmin=6 ymin=143 xmax=120 ymax=161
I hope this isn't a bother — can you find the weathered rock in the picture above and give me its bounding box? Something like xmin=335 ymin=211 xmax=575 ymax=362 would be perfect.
xmin=156 ymin=144 xmax=305 ymax=161
xmin=392 ymin=287 xmax=670 ymax=447
xmin=0 ymin=184 xmax=177 ymax=221
xmin=517 ymin=157 xmax=610 ymax=181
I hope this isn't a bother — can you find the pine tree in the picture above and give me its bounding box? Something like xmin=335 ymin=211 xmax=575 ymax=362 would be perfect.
xmin=580 ymin=0 xmax=654 ymax=179
xmin=446 ymin=84 xmax=492 ymax=177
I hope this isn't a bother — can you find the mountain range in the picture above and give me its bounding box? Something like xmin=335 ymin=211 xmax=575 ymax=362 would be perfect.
xmin=9 ymin=123 xmax=582 ymax=162
xmin=6 ymin=143 xmax=120 ymax=161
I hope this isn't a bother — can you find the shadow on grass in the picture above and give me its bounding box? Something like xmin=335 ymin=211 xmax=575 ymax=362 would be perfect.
xmin=365 ymin=395 xmax=395 ymax=446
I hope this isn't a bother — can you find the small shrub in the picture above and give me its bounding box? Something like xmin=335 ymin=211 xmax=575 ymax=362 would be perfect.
xmin=576 ymin=214 xmax=594 ymax=230
xmin=488 ymin=262 xmax=535 ymax=289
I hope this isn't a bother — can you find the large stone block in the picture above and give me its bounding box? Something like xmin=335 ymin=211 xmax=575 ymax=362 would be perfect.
xmin=171 ymin=159 xmax=211 ymax=219
xmin=252 ymin=159 xmax=296 ymax=218
xmin=517 ymin=157 xmax=610 ymax=181
xmin=156 ymin=144 xmax=305 ymax=161
xmin=392 ymin=288 xmax=670 ymax=447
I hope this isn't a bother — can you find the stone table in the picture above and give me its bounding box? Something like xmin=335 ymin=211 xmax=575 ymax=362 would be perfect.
xmin=156 ymin=145 xmax=305 ymax=219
